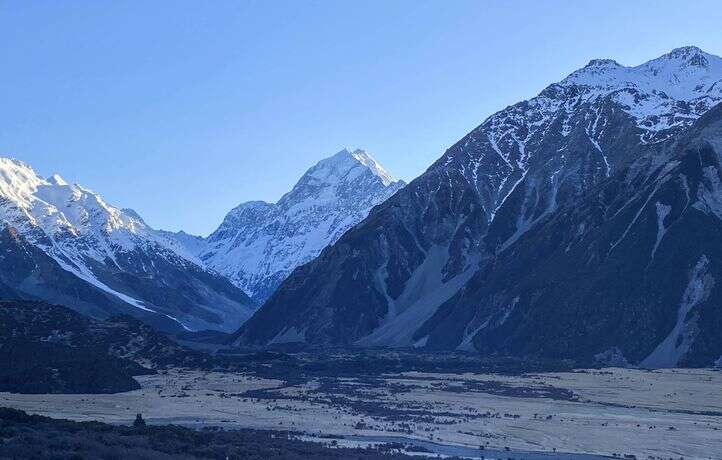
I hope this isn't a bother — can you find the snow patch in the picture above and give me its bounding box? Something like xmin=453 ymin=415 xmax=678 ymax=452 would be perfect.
xmin=609 ymin=164 xmax=676 ymax=254
xmin=456 ymin=318 xmax=489 ymax=352
xmin=650 ymin=202 xmax=671 ymax=260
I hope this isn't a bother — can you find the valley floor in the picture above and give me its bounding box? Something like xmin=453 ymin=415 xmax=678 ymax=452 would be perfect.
xmin=1 ymin=367 xmax=720 ymax=459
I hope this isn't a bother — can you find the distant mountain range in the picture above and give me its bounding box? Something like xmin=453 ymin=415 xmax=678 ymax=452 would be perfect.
xmin=234 ymin=46 xmax=722 ymax=367
xmin=0 ymin=148 xmax=402 ymax=330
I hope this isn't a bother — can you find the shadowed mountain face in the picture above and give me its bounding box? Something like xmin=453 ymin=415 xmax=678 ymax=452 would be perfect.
xmin=420 ymin=104 xmax=722 ymax=367
xmin=0 ymin=161 xmax=255 ymax=333
xmin=234 ymin=47 xmax=722 ymax=366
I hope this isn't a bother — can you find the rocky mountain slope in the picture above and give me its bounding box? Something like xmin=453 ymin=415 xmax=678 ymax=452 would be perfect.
xmin=191 ymin=148 xmax=405 ymax=302
xmin=420 ymin=104 xmax=722 ymax=367
xmin=234 ymin=47 xmax=722 ymax=366
xmin=0 ymin=160 xmax=255 ymax=332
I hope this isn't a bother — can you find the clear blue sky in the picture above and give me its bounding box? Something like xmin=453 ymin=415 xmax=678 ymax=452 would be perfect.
xmin=2 ymin=1 xmax=721 ymax=235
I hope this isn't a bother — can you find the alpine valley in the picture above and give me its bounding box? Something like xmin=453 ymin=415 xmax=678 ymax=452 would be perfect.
xmin=4 ymin=46 xmax=722 ymax=369
xmin=235 ymin=46 xmax=722 ymax=367
xmin=4 ymin=44 xmax=722 ymax=460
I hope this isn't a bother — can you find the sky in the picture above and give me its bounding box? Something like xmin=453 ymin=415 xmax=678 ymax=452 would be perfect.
xmin=2 ymin=1 xmax=721 ymax=235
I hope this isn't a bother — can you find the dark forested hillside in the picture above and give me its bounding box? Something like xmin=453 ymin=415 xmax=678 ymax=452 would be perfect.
xmin=0 ymin=300 xmax=215 ymax=393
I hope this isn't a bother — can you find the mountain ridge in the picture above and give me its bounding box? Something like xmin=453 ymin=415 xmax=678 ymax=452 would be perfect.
xmin=0 ymin=158 xmax=255 ymax=332
xmin=233 ymin=47 xmax=722 ymax=367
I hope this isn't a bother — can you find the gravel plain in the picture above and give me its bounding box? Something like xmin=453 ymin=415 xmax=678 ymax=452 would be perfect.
xmin=2 ymin=367 xmax=720 ymax=459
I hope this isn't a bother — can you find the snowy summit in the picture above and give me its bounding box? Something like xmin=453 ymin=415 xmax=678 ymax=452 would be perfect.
xmin=0 ymin=157 xmax=255 ymax=332
xmin=186 ymin=148 xmax=405 ymax=302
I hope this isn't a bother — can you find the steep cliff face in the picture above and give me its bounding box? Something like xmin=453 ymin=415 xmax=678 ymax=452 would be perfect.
xmin=233 ymin=47 xmax=722 ymax=365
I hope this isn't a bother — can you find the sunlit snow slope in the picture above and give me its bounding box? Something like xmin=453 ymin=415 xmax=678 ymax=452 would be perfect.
xmin=0 ymin=158 xmax=255 ymax=332
xmin=189 ymin=148 xmax=405 ymax=302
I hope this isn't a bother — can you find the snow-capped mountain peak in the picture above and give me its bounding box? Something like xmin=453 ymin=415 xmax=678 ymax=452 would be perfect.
xmin=346 ymin=148 xmax=396 ymax=186
xmin=0 ymin=157 xmax=255 ymax=332
xmin=0 ymin=158 xmax=147 ymax=247
xmin=192 ymin=148 xmax=405 ymax=302
xmin=561 ymin=46 xmax=722 ymax=98
xmin=47 ymin=173 xmax=68 ymax=186
xmin=0 ymin=158 xmax=46 ymax=209
xmin=303 ymin=148 xmax=396 ymax=188
xmin=660 ymin=45 xmax=711 ymax=66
